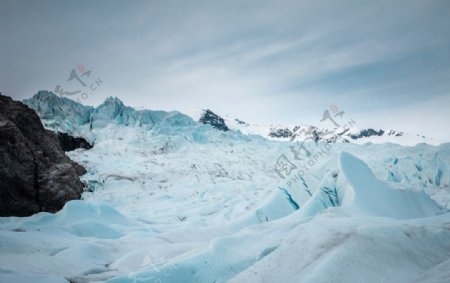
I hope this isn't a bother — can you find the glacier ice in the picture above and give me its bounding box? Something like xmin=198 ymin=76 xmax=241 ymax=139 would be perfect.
xmin=1 ymin=93 xmax=449 ymax=282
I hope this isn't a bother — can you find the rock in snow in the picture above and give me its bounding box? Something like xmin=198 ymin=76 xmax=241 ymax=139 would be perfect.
xmin=0 ymin=92 xmax=449 ymax=283
xmin=53 ymin=132 xmax=93 ymax=152
xmin=199 ymin=109 xmax=229 ymax=131
xmin=0 ymin=94 xmax=86 ymax=216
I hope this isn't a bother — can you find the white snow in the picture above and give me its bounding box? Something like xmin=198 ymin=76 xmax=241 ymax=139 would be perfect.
xmin=1 ymin=93 xmax=449 ymax=282
xmin=185 ymin=108 xmax=443 ymax=146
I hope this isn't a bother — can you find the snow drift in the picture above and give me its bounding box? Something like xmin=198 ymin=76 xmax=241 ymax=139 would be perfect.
xmin=1 ymin=92 xmax=449 ymax=282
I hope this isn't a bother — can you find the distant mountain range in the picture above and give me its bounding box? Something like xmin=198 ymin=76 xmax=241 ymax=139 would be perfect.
xmin=193 ymin=109 xmax=439 ymax=146
xmin=23 ymin=91 xmax=441 ymax=146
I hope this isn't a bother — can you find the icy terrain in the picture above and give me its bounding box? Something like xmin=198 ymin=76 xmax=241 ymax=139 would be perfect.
xmin=187 ymin=108 xmax=442 ymax=146
xmin=0 ymin=92 xmax=449 ymax=283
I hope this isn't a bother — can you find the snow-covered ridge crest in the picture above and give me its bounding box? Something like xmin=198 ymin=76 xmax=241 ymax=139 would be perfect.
xmin=188 ymin=108 xmax=442 ymax=146
xmin=24 ymin=91 xmax=442 ymax=146
xmin=23 ymin=91 xmax=197 ymax=135
xmin=338 ymin=152 xmax=446 ymax=218
xmin=92 ymin=152 xmax=446 ymax=282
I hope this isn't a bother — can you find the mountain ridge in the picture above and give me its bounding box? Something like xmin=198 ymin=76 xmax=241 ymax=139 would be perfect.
xmin=23 ymin=91 xmax=442 ymax=146
xmin=191 ymin=108 xmax=439 ymax=146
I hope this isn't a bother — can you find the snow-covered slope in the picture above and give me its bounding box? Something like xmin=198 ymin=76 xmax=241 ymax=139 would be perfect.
xmin=1 ymin=146 xmax=449 ymax=283
xmin=189 ymin=108 xmax=442 ymax=146
xmin=24 ymin=91 xmax=442 ymax=146
xmin=1 ymin=92 xmax=449 ymax=283
xmin=23 ymin=91 xmax=198 ymax=139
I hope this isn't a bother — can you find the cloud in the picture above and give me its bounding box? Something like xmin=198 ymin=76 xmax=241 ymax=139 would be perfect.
xmin=1 ymin=0 xmax=449 ymax=138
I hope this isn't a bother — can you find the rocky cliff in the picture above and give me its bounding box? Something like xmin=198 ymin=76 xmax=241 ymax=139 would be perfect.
xmin=0 ymin=94 xmax=86 ymax=216
xmin=199 ymin=109 xmax=229 ymax=131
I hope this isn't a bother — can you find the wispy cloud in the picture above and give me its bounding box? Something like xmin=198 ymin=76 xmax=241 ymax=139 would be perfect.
xmin=1 ymin=0 xmax=449 ymax=138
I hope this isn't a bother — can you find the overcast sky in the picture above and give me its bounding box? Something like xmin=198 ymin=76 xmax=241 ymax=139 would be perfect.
xmin=1 ymin=0 xmax=450 ymax=140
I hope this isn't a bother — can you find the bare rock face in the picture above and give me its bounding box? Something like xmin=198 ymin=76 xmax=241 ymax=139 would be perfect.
xmin=54 ymin=132 xmax=93 ymax=152
xmin=0 ymin=94 xmax=86 ymax=216
xmin=199 ymin=109 xmax=229 ymax=131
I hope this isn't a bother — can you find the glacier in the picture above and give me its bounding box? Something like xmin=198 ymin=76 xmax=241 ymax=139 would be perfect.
xmin=1 ymin=92 xmax=449 ymax=283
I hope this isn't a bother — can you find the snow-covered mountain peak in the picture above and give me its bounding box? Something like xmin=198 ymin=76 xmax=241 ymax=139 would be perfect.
xmin=23 ymin=91 xmax=200 ymax=136
xmin=23 ymin=92 xmax=443 ymax=146
xmin=23 ymin=90 xmax=93 ymax=132
xmin=95 ymin=96 xmax=127 ymax=113
xmin=102 ymin=96 xmax=125 ymax=105
xmin=186 ymin=109 xmax=441 ymax=146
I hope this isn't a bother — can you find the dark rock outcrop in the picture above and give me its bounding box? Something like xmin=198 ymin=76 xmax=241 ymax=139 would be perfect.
xmin=0 ymin=94 xmax=86 ymax=216
xmin=349 ymin=129 xmax=385 ymax=140
xmin=54 ymin=132 xmax=93 ymax=152
xmin=235 ymin=118 xmax=247 ymax=125
xmin=199 ymin=109 xmax=229 ymax=131
xmin=386 ymin=130 xmax=404 ymax=137
xmin=268 ymin=127 xmax=293 ymax=139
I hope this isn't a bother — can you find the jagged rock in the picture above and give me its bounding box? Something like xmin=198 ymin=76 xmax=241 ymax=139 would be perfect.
xmin=53 ymin=131 xmax=93 ymax=152
xmin=268 ymin=127 xmax=293 ymax=139
xmin=235 ymin=118 xmax=247 ymax=125
xmin=0 ymin=94 xmax=86 ymax=216
xmin=199 ymin=109 xmax=229 ymax=131
xmin=349 ymin=128 xmax=384 ymax=140
xmin=387 ymin=130 xmax=404 ymax=137
xmin=268 ymin=124 xmax=407 ymax=143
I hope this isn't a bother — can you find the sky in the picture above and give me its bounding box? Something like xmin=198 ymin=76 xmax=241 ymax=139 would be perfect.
xmin=1 ymin=0 xmax=450 ymax=140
